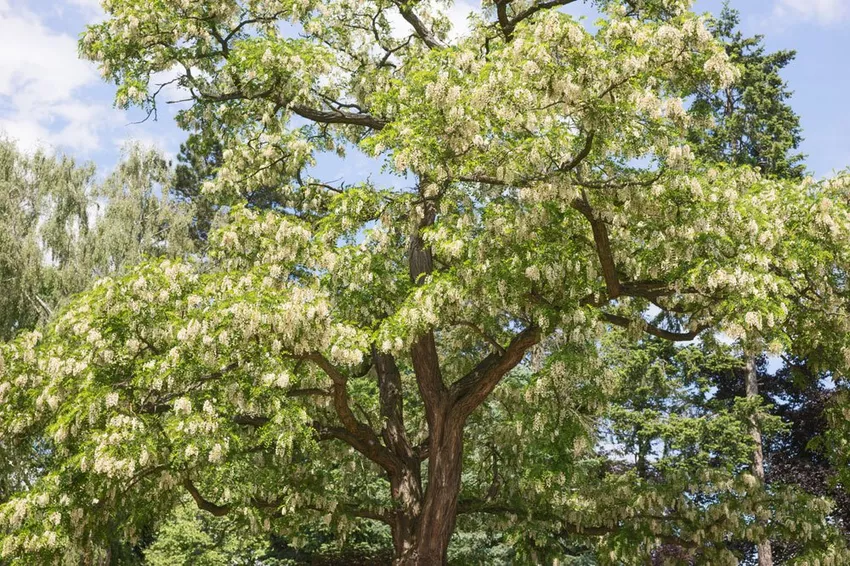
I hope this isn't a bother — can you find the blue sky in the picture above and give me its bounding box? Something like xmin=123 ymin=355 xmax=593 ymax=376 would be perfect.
xmin=1 ymin=0 xmax=848 ymax=178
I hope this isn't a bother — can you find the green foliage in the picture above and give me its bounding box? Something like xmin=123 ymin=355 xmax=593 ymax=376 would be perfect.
xmin=689 ymin=3 xmax=806 ymax=179
xmin=89 ymin=145 xmax=197 ymax=274
xmin=173 ymin=133 xmax=224 ymax=245
xmin=0 ymin=138 xmax=94 ymax=341
xmin=144 ymin=504 xmax=281 ymax=566
xmin=0 ymin=140 xmax=207 ymax=563
xmin=0 ymin=141 xmax=198 ymax=343
xmin=2 ymin=1 xmax=850 ymax=564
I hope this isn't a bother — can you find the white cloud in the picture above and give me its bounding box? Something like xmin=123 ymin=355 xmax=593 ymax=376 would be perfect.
xmin=69 ymin=0 xmax=102 ymax=8
xmin=443 ymin=0 xmax=477 ymax=40
xmin=68 ymin=0 xmax=104 ymax=18
xmin=0 ymin=2 xmax=110 ymax=153
xmin=773 ymin=0 xmax=849 ymax=26
xmin=387 ymin=0 xmax=477 ymax=43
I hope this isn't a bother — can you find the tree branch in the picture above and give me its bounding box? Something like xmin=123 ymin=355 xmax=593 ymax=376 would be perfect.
xmin=306 ymin=502 xmax=392 ymax=525
xmin=495 ymin=1 xmax=512 ymax=38
xmin=183 ymin=478 xmax=231 ymax=517
xmin=451 ymin=325 xmax=541 ymax=418
xmin=571 ymin=194 xmax=621 ymax=299
xmin=393 ymin=1 xmax=446 ymax=49
xmin=232 ymin=414 xmax=270 ymax=427
xmin=500 ymin=1 xmax=581 ymax=40
xmin=190 ymin=66 xmax=386 ymax=131
xmin=341 ymin=503 xmax=392 ymax=524
xmin=451 ymin=320 xmax=506 ymax=355
xmin=408 ymin=193 xmax=448 ymax=426
xmin=600 ymin=312 xmax=706 ymax=342
xmin=374 ymin=349 xmax=415 ymax=460
xmin=289 ymin=103 xmax=387 ymax=130
xmin=306 ymin=353 xmax=402 ymax=474
xmin=458 ymin=132 xmax=594 ymax=187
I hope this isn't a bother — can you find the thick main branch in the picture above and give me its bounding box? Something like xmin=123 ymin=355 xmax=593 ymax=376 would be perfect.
xmin=498 ymin=1 xmax=581 ymax=40
xmin=451 ymin=325 xmax=541 ymax=418
xmin=393 ymin=1 xmax=446 ymax=49
xmin=307 ymin=353 xmax=402 ymax=474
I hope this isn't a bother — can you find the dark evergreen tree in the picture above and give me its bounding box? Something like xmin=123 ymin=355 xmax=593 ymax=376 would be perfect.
xmin=689 ymin=4 xmax=806 ymax=179
xmin=653 ymin=6 xmax=848 ymax=562
xmin=173 ymin=133 xmax=223 ymax=245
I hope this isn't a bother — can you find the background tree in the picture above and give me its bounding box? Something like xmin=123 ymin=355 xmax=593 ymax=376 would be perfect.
xmin=595 ymin=7 xmax=850 ymax=563
xmin=0 ymin=141 xmax=96 ymax=526
xmin=688 ymin=3 xmax=805 ymax=180
xmin=173 ymin=133 xmax=225 ymax=246
xmin=0 ymin=136 xmax=405 ymax=564
xmin=89 ymin=144 xmax=197 ymax=275
xmin=0 ymin=139 xmax=93 ymax=341
xmin=0 ymin=141 xmax=198 ymax=345
xmin=0 ymin=140 xmax=203 ymax=565
xmin=686 ymin=6 xmax=846 ymax=563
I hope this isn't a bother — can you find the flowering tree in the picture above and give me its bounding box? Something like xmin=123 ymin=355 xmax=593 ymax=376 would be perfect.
xmin=3 ymin=1 xmax=850 ymax=564
xmin=0 ymin=141 xmax=198 ymax=539
xmin=0 ymin=140 xmax=195 ymax=344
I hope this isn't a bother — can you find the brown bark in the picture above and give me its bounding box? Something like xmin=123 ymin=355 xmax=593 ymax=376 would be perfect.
xmin=388 ymin=181 xmax=540 ymax=563
xmin=746 ymin=354 xmax=773 ymax=566
xmin=391 ymin=192 xmax=459 ymax=564
xmin=390 ymin=323 xmax=540 ymax=564
xmin=393 ymin=402 xmax=466 ymax=565
xmin=416 ymin=408 xmax=465 ymax=563
xmin=389 ymin=465 xmax=423 ymax=560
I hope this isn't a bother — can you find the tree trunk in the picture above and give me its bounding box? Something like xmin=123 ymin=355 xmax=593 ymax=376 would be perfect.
xmin=745 ymin=355 xmax=773 ymax=566
xmin=393 ymin=406 xmax=465 ymax=565
xmin=390 ymin=466 xmax=422 ymax=560
xmin=390 ymin=187 xmax=536 ymax=563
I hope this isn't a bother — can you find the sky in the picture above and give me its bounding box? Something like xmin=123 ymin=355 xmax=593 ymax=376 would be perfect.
xmin=1 ymin=0 xmax=848 ymax=178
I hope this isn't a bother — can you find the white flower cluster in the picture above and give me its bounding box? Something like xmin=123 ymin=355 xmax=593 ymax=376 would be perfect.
xmin=174 ymin=397 xmax=192 ymax=415
xmin=262 ymin=371 xmax=291 ymax=389
xmin=667 ymin=145 xmax=694 ymax=170
xmin=704 ymin=50 xmax=738 ymax=89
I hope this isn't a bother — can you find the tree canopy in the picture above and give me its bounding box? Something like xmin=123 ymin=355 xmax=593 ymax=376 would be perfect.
xmin=0 ymin=139 xmax=93 ymax=341
xmin=2 ymin=1 xmax=850 ymax=564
